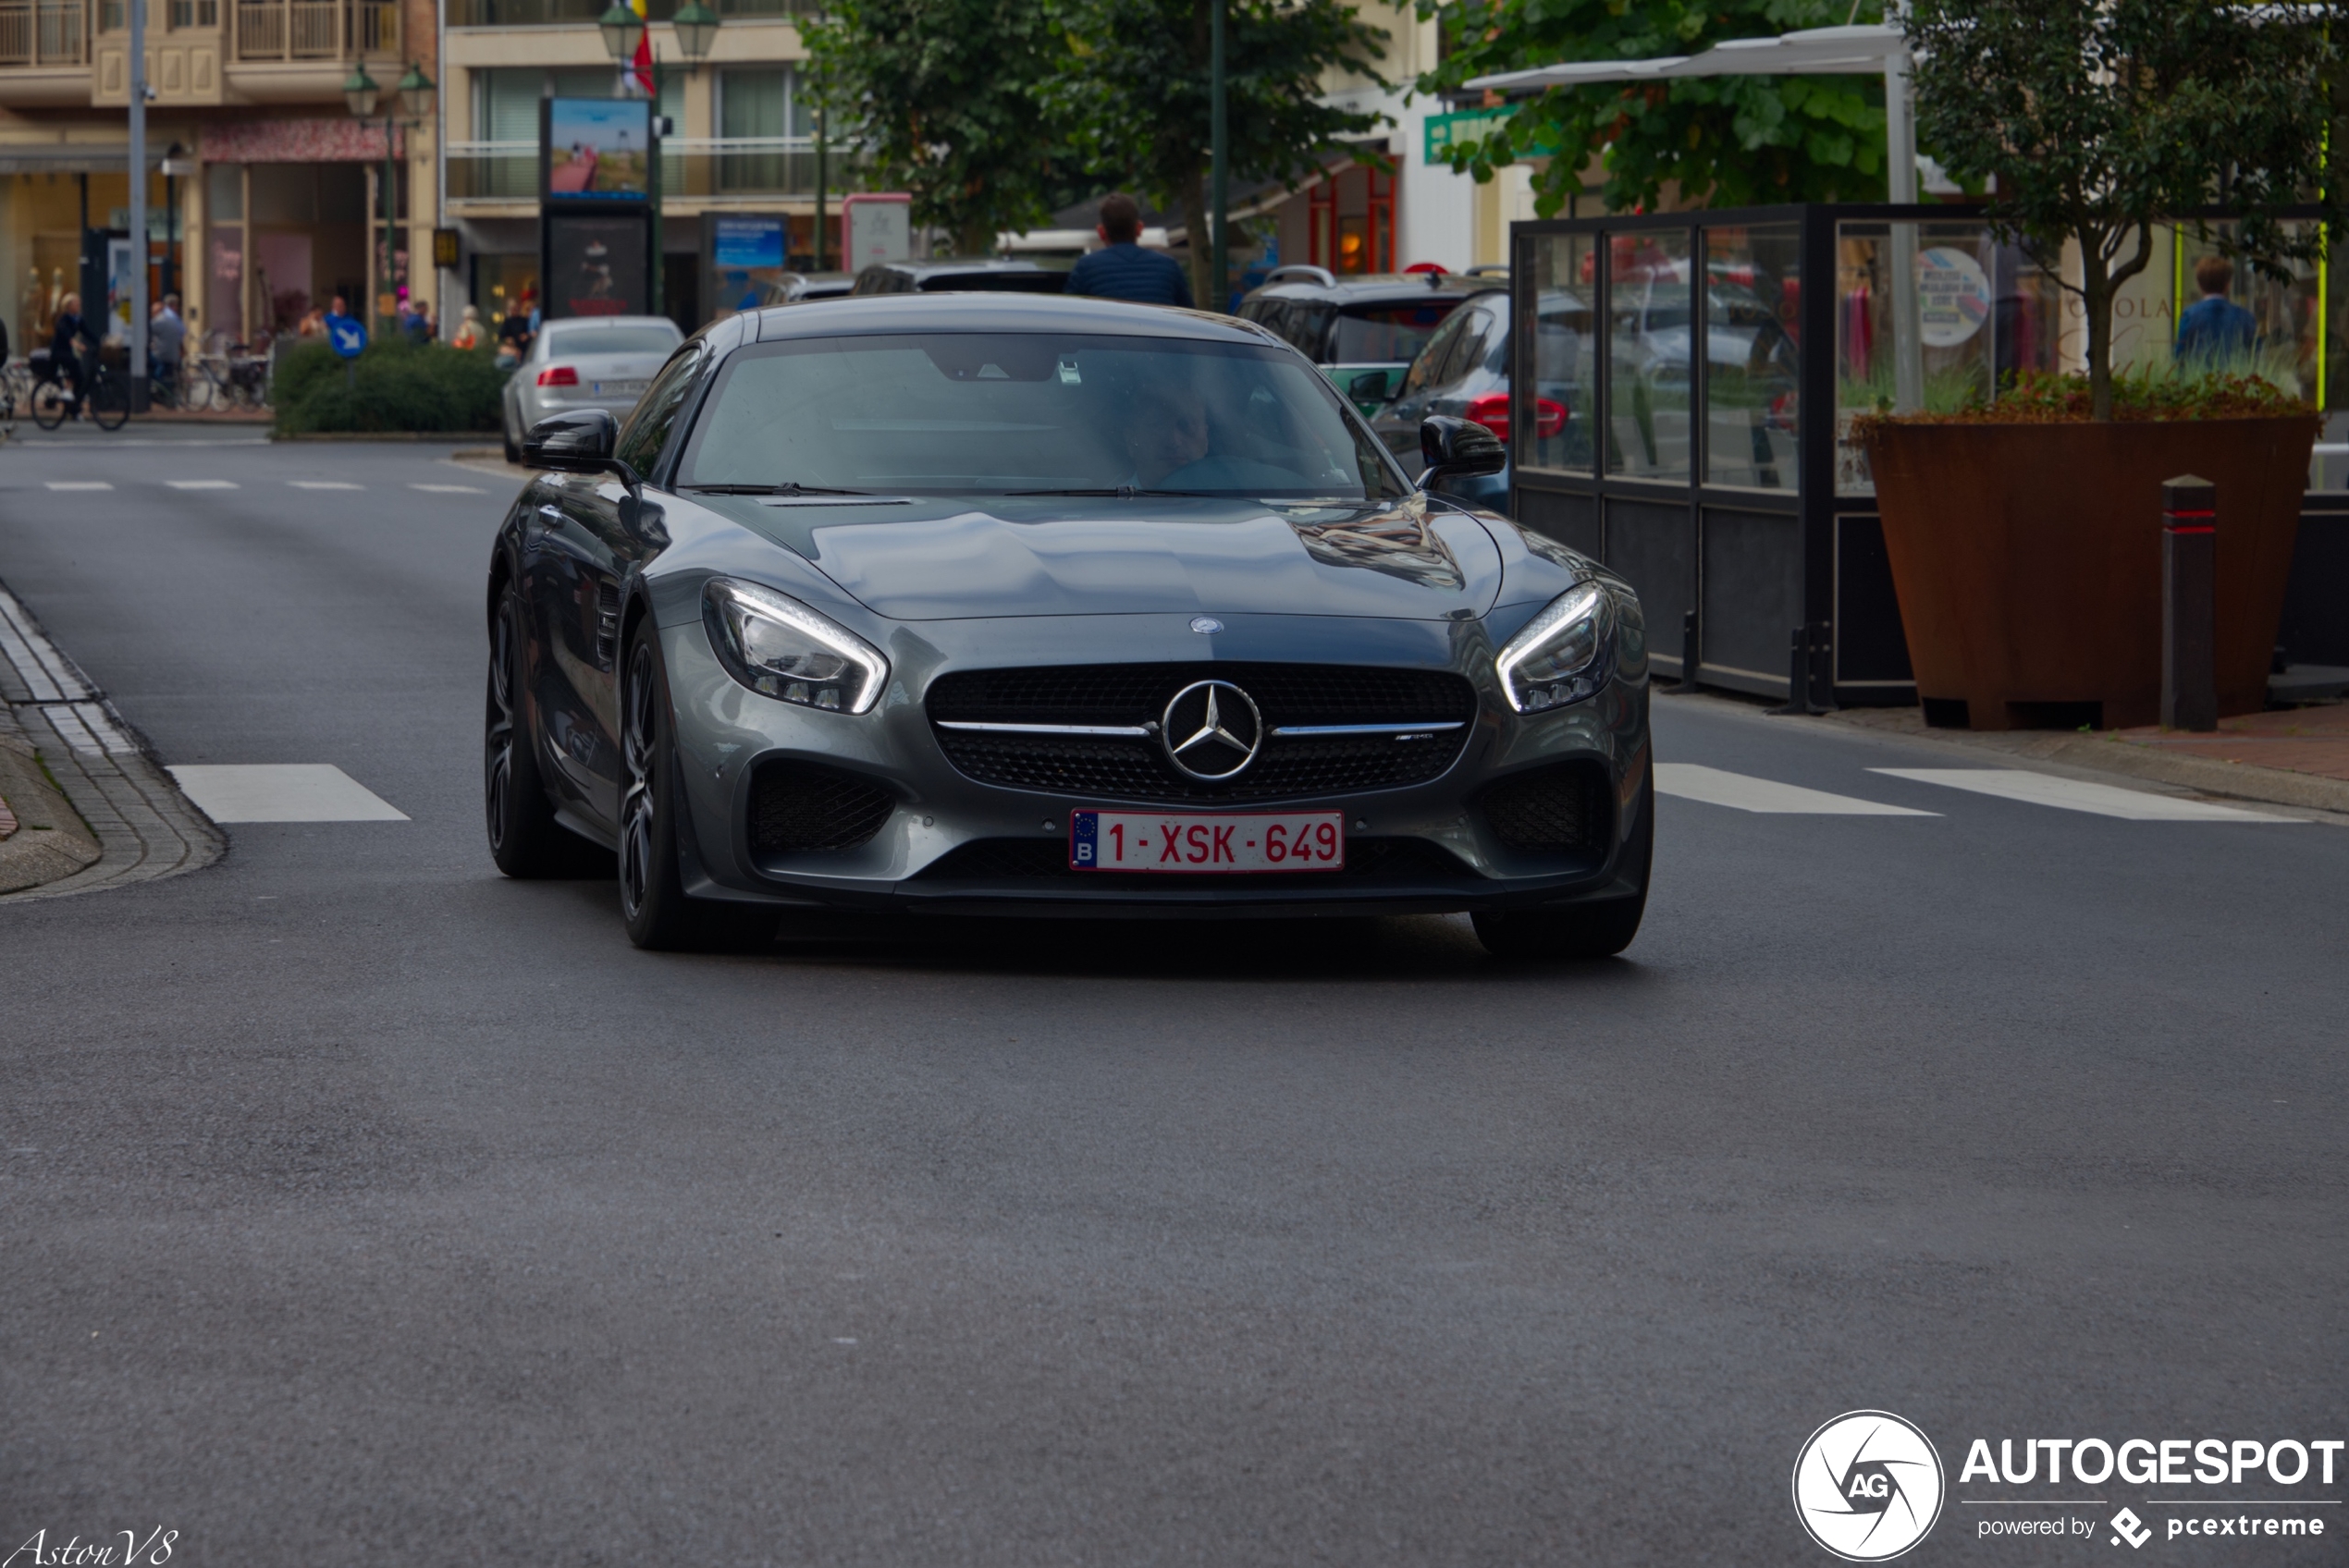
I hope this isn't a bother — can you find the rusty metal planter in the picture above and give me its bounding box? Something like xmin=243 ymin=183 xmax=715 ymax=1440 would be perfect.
xmin=1863 ymin=417 xmax=2318 ymax=730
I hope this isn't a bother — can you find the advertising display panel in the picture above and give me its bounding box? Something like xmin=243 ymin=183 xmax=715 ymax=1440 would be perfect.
xmin=543 ymin=98 xmax=654 ymax=202
xmin=546 ymin=213 xmax=650 ymax=319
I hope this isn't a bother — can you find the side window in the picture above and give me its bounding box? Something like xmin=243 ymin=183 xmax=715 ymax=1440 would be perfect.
xmin=615 ymin=343 xmax=706 ymax=478
xmin=1439 ymin=307 xmax=1494 ymax=386
xmin=1401 ymin=309 xmax=1470 ymax=396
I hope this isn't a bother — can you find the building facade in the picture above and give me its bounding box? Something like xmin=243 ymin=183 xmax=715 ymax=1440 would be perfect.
xmin=442 ymin=0 xmax=835 ymax=333
xmin=0 ymin=0 xmax=441 ymax=351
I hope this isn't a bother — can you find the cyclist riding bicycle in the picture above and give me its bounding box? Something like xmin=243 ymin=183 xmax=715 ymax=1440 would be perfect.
xmin=48 ymin=291 xmax=92 ymax=420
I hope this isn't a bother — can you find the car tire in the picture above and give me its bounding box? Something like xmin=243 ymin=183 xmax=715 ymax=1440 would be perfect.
xmin=485 ymin=582 xmax=609 ymax=878
xmin=1472 ymin=768 xmax=1653 ymax=962
xmin=618 ymin=623 xmax=733 ymax=950
xmin=502 ymin=406 xmax=523 ymax=465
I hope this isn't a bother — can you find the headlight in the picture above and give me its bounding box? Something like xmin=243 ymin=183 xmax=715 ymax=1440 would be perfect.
xmin=1494 ymin=582 xmax=1610 ymax=713
xmin=702 ymin=577 xmax=889 ymax=715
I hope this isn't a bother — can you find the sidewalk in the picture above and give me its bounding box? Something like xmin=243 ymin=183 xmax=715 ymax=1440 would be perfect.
xmin=0 ymin=580 xmax=222 ymax=901
xmin=1819 ymin=700 xmax=2349 ymax=815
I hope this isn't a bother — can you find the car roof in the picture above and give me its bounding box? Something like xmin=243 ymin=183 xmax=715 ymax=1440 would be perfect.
xmin=750 ymin=291 xmax=1283 ymax=345
xmin=1246 ymin=273 xmax=1505 ymax=306
xmin=867 ymin=258 xmax=1050 ymax=276
xmin=542 ymin=315 xmax=681 ymax=334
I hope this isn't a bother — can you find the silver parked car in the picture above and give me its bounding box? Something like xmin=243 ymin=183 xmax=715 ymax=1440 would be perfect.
xmin=501 ymin=315 xmax=684 ymax=464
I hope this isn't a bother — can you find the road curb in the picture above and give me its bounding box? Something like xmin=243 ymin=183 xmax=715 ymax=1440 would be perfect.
xmin=1808 ymin=704 xmax=2349 ymax=815
xmin=0 ymin=580 xmax=223 ymax=904
xmin=270 ymin=431 xmax=491 ymax=443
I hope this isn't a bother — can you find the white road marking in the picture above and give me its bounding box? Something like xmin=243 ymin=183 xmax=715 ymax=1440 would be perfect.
xmin=1868 ymin=768 xmax=2299 ymax=822
xmin=166 ymin=765 xmax=409 ymax=823
xmin=289 ymin=480 xmax=363 ymax=490
xmin=1655 ymin=763 xmax=1937 ymax=815
xmin=165 ymin=479 xmax=238 ymax=490
xmin=44 ymin=481 xmax=112 ymax=491
xmin=411 ymin=483 xmax=486 ymax=494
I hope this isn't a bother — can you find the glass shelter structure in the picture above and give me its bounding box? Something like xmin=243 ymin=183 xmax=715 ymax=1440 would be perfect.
xmin=1507 ymin=202 xmax=2344 ymax=706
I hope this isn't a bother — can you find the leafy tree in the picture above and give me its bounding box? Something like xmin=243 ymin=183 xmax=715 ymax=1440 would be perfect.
xmin=804 ymin=0 xmax=1068 ymax=256
xmin=1052 ymin=0 xmax=1391 ymax=308
xmin=1416 ymin=0 xmax=1888 ymax=216
xmin=1907 ymin=0 xmax=2347 ymax=419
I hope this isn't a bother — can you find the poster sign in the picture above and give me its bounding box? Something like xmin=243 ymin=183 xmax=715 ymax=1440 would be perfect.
xmin=710 ymin=214 xmax=788 ymax=314
xmin=544 ymin=98 xmax=653 ymax=202
xmin=1914 ymin=246 xmax=1992 ymax=348
xmin=547 ymin=213 xmax=649 ymax=318
xmin=842 ymin=193 xmax=912 ymax=272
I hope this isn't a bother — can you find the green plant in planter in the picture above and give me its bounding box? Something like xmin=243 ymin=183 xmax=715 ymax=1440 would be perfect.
xmin=1904 ymin=0 xmax=2347 ymax=422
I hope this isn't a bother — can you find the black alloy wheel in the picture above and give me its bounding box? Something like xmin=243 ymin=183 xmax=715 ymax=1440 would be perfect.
xmin=1472 ymin=765 xmax=1654 ymax=962
xmin=485 ymin=584 xmax=607 ymax=877
xmin=619 ymin=624 xmax=731 ymax=949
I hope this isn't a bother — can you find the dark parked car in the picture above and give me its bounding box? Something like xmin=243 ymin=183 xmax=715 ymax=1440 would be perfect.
xmin=1371 ymin=285 xmax=1517 ymax=512
xmin=486 ymin=294 xmax=1653 ymax=961
xmin=851 ymin=259 xmax=1066 ymax=295
xmin=1237 ymin=265 xmax=1507 ymax=415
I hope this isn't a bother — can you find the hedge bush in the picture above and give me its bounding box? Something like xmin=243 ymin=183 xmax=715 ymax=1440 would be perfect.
xmin=272 ymin=336 xmax=506 ymax=435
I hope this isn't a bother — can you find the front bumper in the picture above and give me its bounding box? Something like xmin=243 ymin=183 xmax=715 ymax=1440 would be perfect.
xmin=661 ymin=610 xmax=1648 ymax=917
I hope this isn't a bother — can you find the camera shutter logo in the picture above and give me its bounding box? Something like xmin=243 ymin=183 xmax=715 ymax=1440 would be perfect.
xmin=1792 ymin=1410 xmax=1947 ymax=1562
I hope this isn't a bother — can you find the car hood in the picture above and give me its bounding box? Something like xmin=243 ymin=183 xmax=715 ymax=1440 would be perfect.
xmin=692 ymin=493 xmax=1504 ymax=621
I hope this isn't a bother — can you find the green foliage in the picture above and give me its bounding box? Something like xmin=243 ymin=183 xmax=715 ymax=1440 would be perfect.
xmin=1414 ymin=0 xmax=1888 ymax=217
xmin=804 ymin=0 xmax=1069 ymax=256
xmin=272 ymin=337 xmax=505 ymax=435
xmin=1857 ymin=368 xmax=2317 ymax=433
xmin=1906 ymin=0 xmax=2348 ymax=419
xmin=1050 ymin=0 xmax=1391 ymax=306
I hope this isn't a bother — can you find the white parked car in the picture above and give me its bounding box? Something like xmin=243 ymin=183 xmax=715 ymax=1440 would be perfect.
xmin=501 ymin=315 xmax=684 ymax=464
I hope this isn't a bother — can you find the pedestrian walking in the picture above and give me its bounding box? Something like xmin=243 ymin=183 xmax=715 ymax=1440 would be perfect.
xmin=452 ymin=304 xmax=484 ymax=350
xmin=2175 ymin=254 xmax=2258 ymax=366
xmin=1064 ymin=194 xmax=1194 ymax=309
xmin=149 ymin=294 xmax=186 ymax=398
xmin=404 ymin=300 xmax=437 ymax=345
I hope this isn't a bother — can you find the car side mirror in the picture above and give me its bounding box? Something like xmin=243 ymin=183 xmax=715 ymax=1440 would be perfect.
xmin=1347 ymin=368 xmax=1392 ymax=403
xmin=1420 ymin=414 xmax=1506 ymax=485
xmin=523 ymin=409 xmax=619 ymax=473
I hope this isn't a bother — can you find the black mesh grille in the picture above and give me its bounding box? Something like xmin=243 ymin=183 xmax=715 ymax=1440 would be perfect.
xmin=1479 ymin=763 xmax=1609 ymax=852
xmin=914 ymin=836 xmax=1477 ymax=889
xmin=749 ymin=761 xmax=895 ymax=853
xmin=926 ymin=663 xmax=1477 ymax=802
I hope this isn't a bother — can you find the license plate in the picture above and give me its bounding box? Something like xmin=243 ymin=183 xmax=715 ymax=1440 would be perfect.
xmin=1069 ymin=810 xmax=1345 ymax=872
xmin=591 ymin=380 xmax=646 ymax=397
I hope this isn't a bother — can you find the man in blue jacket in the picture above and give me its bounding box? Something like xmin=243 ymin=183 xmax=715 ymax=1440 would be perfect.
xmin=1065 ymin=193 xmax=1194 ymax=309
xmin=2174 ymin=254 xmax=2258 ymax=366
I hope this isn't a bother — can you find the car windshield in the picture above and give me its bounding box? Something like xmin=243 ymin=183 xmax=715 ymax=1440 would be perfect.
xmin=678 ymin=332 xmax=1406 ymax=498
xmin=1331 ymin=300 xmax=1462 ymax=364
xmin=544 ymin=325 xmax=680 ymax=355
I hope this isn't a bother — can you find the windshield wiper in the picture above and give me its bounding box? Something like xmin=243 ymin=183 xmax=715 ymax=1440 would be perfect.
xmin=1004 ymin=485 xmax=1219 ymax=497
xmin=686 ymin=482 xmax=878 ymax=497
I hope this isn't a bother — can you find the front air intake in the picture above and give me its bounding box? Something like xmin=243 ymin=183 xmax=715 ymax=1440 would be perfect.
xmin=748 ymin=761 xmax=894 ymax=853
xmin=1478 ymin=762 xmax=1610 ymax=853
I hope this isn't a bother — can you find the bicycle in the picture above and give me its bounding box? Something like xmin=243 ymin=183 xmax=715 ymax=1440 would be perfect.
xmin=29 ymin=350 xmax=129 ymax=432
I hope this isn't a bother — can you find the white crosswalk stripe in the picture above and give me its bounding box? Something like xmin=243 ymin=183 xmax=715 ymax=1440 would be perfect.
xmin=410 ymin=483 xmax=486 ymax=494
xmin=45 ymin=481 xmax=112 ymax=491
xmin=1869 ymin=768 xmax=2300 ymax=821
xmin=289 ymin=481 xmax=363 ymax=491
xmin=166 ymin=479 xmax=237 ymax=490
xmin=166 ymin=764 xmax=408 ymax=823
xmin=1655 ymin=763 xmax=1937 ymax=815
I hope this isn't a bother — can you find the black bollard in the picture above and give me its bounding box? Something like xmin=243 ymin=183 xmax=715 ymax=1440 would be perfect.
xmin=2161 ymin=475 xmax=2218 ymax=733
xmin=1680 ymin=609 xmax=1700 ymax=688
xmin=1768 ymin=625 xmax=1809 ymax=715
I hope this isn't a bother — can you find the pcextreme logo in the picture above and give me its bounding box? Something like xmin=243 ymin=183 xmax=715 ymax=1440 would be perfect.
xmin=1794 ymin=1411 xmax=1949 ymax=1562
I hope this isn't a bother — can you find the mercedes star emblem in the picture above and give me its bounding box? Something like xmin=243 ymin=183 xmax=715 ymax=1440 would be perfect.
xmin=1161 ymin=680 xmax=1262 ymax=781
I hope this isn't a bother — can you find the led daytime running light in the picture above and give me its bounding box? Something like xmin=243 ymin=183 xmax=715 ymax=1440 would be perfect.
xmin=1494 ymin=582 xmax=1610 ymax=714
xmin=703 ymin=578 xmax=890 ymax=715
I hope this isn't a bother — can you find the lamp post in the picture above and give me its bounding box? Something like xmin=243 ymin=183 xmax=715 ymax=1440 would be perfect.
xmin=598 ymin=0 xmax=719 ymax=321
xmin=1209 ymin=0 xmax=1226 ymax=313
xmin=345 ymin=61 xmax=437 ymax=337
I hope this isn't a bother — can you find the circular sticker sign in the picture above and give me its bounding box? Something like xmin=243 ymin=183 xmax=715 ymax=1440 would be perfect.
xmin=1913 ymin=247 xmax=1991 ymax=349
xmin=1792 ymin=1410 xmax=1947 ymax=1562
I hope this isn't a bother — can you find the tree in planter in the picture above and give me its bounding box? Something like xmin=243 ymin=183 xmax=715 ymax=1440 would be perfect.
xmin=1051 ymin=0 xmax=1390 ymax=309
xmin=804 ymin=0 xmax=1070 ymax=257
xmin=1414 ymin=0 xmax=1890 ymax=216
xmin=1906 ymin=0 xmax=2347 ymax=421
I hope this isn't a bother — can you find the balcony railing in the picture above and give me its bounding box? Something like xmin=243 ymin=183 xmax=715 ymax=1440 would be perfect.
xmin=0 ymin=0 xmax=86 ymax=63
xmin=448 ymin=137 xmax=863 ymax=201
xmin=449 ymin=0 xmax=809 ymax=25
xmin=233 ymin=0 xmax=395 ymax=58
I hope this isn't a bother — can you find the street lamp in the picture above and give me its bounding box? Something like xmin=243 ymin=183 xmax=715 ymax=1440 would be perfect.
xmin=347 ymin=61 xmax=436 ymax=336
xmin=596 ymin=3 xmax=719 ymax=319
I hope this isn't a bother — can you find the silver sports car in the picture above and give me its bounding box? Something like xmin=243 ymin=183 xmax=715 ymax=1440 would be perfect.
xmin=484 ymin=294 xmax=1653 ymax=959
xmin=500 ymin=314 xmax=683 ymax=465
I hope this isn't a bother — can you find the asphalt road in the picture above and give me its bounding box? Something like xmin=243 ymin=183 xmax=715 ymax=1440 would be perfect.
xmin=1 ymin=429 xmax=2343 ymax=1566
